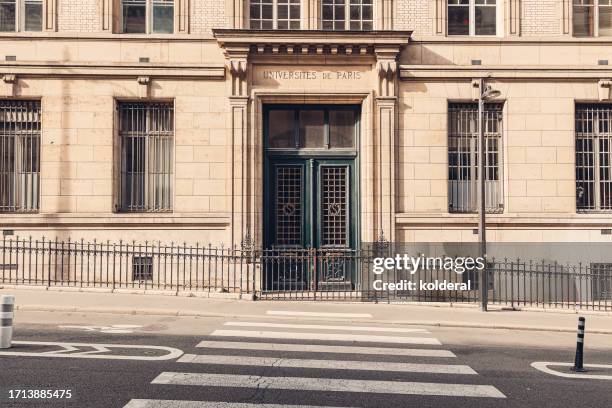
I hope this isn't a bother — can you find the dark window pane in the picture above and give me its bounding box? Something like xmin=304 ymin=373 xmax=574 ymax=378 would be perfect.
xmin=475 ymin=5 xmax=496 ymax=35
xmin=600 ymin=4 xmax=612 ymax=36
xmin=448 ymin=1 xmax=469 ymax=35
xmin=329 ymin=110 xmax=356 ymax=148
xmin=0 ymin=1 xmax=16 ymax=32
xmin=152 ymin=0 xmax=174 ymax=34
xmin=24 ymin=0 xmax=42 ymax=32
xmin=574 ymin=4 xmax=595 ymax=36
xmin=123 ymin=0 xmax=146 ymax=33
xmin=300 ymin=110 xmax=325 ymax=148
xmin=268 ymin=110 xmax=295 ymax=148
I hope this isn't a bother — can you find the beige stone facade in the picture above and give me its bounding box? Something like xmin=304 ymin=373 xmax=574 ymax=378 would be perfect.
xmin=1 ymin=0 xmax=612 ymax=249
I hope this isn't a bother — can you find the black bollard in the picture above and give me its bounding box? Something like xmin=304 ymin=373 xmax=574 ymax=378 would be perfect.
xmin=571 ymin=316 xmax=586 ymax=373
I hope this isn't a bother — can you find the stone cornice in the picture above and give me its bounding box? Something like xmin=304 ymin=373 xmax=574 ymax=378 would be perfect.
xmin=213 ymin=29 xmax=411 ymax=56
xmin=0 ymin=63 xmax=226 ymax=79
xmin=400 ymin=65 xmax=612 ymax=80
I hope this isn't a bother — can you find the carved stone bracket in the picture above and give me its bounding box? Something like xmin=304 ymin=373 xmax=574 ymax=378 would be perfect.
xmin=137 ymin=76 xmax=151 ymax=99
xmin=2 ymin=74 xmax=16 ymax=97
xmin=377 ymin=59 xmax=398 ymax=98
xmin=599 ymin=79 xmax=612 ymax=101
xmin=229 ymin=57 xmax=249 ymax=97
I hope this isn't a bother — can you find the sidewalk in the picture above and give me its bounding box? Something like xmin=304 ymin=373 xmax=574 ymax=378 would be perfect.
xmin=2 ymin=286 xmax=612 ymax=335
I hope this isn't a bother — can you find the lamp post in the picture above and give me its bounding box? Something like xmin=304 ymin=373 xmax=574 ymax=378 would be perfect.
xmin=478 ymin=78 xmax=501 ymax=312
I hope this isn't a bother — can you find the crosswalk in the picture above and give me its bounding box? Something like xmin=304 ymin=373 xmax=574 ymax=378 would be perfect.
xmin=124 ymin=314 xmax=506 ymax=407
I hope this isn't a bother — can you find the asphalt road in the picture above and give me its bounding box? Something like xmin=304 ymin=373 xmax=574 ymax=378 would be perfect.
xmin=0 ymin=312 xmax=611 ymax=408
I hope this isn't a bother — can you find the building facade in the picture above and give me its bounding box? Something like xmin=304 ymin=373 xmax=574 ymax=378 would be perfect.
xmin=1 ymin=0 xmax=612 ymax=256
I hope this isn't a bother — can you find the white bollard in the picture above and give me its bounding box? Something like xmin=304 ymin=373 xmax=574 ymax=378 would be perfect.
xmin=0 ymin=295 xmax=14 ymax=349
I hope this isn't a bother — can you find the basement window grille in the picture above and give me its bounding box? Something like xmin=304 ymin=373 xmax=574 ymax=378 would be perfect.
xmin=118 ymin=101 xmax=174 ymax=213
xmin=132 ymin=256 xmax=153 ymax=281
xmin=0 ymin=100 xmax=41 ymax=213
xmin=448 ymin=102 xmax=504 ymax=214
xmin=576 ymin=104 xmax=612 ymax=212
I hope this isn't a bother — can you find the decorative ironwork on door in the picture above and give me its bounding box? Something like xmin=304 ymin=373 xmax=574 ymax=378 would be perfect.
xmin=275 ymin=166 xmax=303 ymax=246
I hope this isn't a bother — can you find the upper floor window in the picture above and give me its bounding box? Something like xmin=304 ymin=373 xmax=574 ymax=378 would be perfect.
xmin=322 ymin=0 xmax=373 ymax=30
xmin=448 ymin=0 xmax=497 ymax=36
xmin=573 ymin=0 xmax=612 ymax=37
xmin=0 ymin=0 xmax=43 ymax=32
xmin=250 ymin=0 xmax=300 ymax=29
xmin=122 ymin=0 xmax=174 ymax=34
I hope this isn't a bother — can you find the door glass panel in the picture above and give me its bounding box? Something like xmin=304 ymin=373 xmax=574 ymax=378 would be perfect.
xmin=329 ymin=110 xmax=356 ymax=148
xmin=268 ymin=110 xmax=295 ymax=148
xmin=321 ymin=166 xmax=349 ymax=247
xmin=299 ymin=110 xmax=325 ymax=148
xmin=275 ymin=166 xmax=303 ymax=246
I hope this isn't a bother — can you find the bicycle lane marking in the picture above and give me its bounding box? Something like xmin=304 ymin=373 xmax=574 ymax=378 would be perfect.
xmin=0 ymin=341 xmax=183 ymax=361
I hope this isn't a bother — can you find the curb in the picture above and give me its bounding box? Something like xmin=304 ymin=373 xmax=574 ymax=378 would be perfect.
xmin=14 ymin=304 xmax=612 ymax=335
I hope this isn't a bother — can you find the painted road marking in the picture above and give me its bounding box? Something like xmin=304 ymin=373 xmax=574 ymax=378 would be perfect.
xmin=178 ymin=354 xmax=476 ymax=375
xmin=266 ymin=311 xmax=372 ymax=318
xmin=531 ymin=362 xmax=612 ymax=380
xmin=196 ymin=340 xmax=456 ymax=358
xmin=210 ymin=330 xmax=442 ymax=345
xmin=0 ymin=341 xmax=183 ymax=361
xmin=152 ymin=372 xmax=506 ymax=398
xmin=125 ymin=401 xmax=355 ymax=408
xmin=59 ymin=325 xmax=143 ymax=334
xmin=224 ymin=321 xmax=429 ymax=333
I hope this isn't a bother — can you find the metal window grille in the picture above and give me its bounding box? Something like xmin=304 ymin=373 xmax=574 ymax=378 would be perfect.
xmin=132 ymin=256 xmax=153 ymax=281
xmin=322 ymin=0 xmax=372 ymax=30
xmin=448 ymin=102 xmax=504 ymax=214
xmin=576 ymin=104 xmax=612 ymax=212
xmin=275 ymin=166 xmax=302 ymax=246
xmin=118 ymin=102 xmax=173 ymax=213
xmin=591 ymin=263 xmax=612 ymax=301
xmin=0 ymin=100 xmax=41 ymax=213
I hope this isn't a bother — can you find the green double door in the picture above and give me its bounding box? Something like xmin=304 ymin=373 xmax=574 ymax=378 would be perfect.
xmin=265 ymin=158 xmax=357 ymax=289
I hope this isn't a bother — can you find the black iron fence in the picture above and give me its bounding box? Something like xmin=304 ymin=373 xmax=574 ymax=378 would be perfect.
xmin=1 ymin=236 xmax=611 ymax=311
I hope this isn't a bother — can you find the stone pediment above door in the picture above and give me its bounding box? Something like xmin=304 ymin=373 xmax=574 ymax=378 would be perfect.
xmin=213 ymin=29 xmax=411 ymax=97
xmin=213 ymin=29 xmax=411 ymax=58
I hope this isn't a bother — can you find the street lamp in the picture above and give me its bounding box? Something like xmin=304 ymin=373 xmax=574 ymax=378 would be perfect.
xmin=478 ymin=78 xmax=501 ymax=312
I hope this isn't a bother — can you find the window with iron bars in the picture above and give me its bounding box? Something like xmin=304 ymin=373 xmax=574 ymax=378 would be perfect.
xmin=448 ymin=102 xmax=504 ymax=214
xmin=118 ymin=102 xmax=174 ymax=213
xmin=132 ymin=256 xmax=154 ymax=281
xmin=576 ymin=104 xmax=612 ymax=212
xmin=591 ymin=263 xmax=612 ymax=301
xmin=0 ymin=100 xmax=41 ymax=213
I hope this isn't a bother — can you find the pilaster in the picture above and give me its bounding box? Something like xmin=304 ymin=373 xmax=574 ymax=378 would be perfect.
xmin=224 ymin=45 xmax=251 ymax=247
xmin=374 ymin=46 xmax=400 ymax=242
xmin=43 ymin=0 xmax=57 ymax=32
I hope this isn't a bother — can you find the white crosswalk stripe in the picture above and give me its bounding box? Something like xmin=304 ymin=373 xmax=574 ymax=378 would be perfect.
xmin=196 ymin=341 xmax=457 ymax=358
xmin=223 ymin=321 xmax=429 ymax=333
xmin=125 ymin=401 xmax=353 ymax=408
xmin=210 ymin=329 xmax=442 ymax=345
xmin=125 ymin=319 xmax=506 ymax=407
xmin=177 ymin=354 xmax=476 ymax=375
xmin=151 ymin=372 xmax=506 ymax=399
xmin=266 ymin=311 xmax=372 ymax=318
